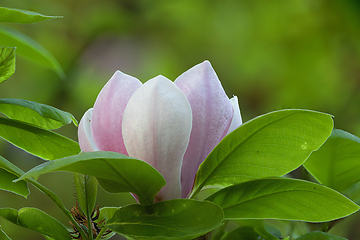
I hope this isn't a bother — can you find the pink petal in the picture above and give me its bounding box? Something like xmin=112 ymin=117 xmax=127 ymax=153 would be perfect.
xmin=227 ymin=96 xmax=242 ymax=134
xmin=91 ymin=71 xmax=142 ymax=155
xmin=78 ymin=108 xmax=99 ymax=152
xmin=122 ymin=75 xmax=192 ymax=201
xmin=175 ymin=60 xmax=234 ymax=198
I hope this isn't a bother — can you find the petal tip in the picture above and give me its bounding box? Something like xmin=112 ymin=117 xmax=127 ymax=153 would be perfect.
xmin=112 ymin=70 xmax=122 ymax=78
xmin=194 ymin=60 xmax=215 ymax=76
xmin=202 ymin=60 xmax=211 ymax=65
xmin=200 ymin=60 xmax=213 ymax=69
xmin=148 ymin=75 xmax=171 ymax=84
xmin=111 ymin=70 xmax=129 ymax=80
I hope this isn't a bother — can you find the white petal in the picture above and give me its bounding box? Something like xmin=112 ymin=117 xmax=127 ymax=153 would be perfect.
xmin=122 ymin=75 xmax=192 ymax=201
xmin=78 ymin=108 xmax=99 ymax=152
xmin=227 ymin=96 xmax=243 ymax=134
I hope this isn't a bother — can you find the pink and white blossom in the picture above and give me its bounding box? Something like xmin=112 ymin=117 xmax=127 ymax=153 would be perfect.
xmin=78 ymin=61 xmax=242 ymax=201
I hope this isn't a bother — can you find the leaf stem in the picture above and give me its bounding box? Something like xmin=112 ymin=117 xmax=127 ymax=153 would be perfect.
xmin=87 ymin=208 xmax=93 ymax=240
xmin=26 ymin=178 xmax=89 ymax=240
xmin=95 ymin=227 xmax=108 ymax=240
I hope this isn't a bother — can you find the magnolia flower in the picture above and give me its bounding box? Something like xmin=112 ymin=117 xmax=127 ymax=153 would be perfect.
xmin=78 ymin=61 xmax=242 ymax=201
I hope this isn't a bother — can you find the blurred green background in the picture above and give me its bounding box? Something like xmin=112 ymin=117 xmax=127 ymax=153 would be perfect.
xmin=1 ymin=0 xmax=360 ymax=239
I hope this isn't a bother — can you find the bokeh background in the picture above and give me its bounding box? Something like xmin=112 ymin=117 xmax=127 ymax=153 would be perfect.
xmin=1 ymin=0 xmax=360 ymax=239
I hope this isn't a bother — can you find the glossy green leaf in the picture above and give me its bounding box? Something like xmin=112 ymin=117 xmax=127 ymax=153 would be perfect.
xmin=0 ymin=225 xmax=11 ymax=240
xmin=228 ymin=220 xmax=279 ymax=240
xmin=0 ymin=26 xmax=64 ymax=79
xmin=252 ymin=223 xmax=279 ymax=240
xmin=0 ymin=98 xmax=77 ymax=129
xmin=97 ymin=207 xmax=120 ymax=240
xmin=22 ymin=177 xmax=87 ymax=239
xmin=73 ymin=173 xmax=98 ymax=221
xmin=343 ymin=182 xmax=360 ymax=203
xmin=0 ymin=155 xmax=24 ymax=176
xmin=209 ymin=224 xmax=226 ymax=240
xmin=0 ymin=155 xmax=29 ymax=198
xmin=0 ymin=7 xmax=62 ymax=23
xmin=99 ymin=207 xmax=120 ymax=223
xmin=0 ymin=168 xmax=29 ymax=198
xmin=221 ymin=226 xmax=265 ymax=240
xmin=0 ymin=47 xmax=15 ymax=84
xmin=206 ymin=178 xmax=359 ymax=222
xmin=0 ymin=117 xmax=80 ymax=160
xmin=18 ymin=151 xmax=166 ymax=205
xmin=43 ymin=236 xmax=55 ymax=240
xmin=0 ymin=207 xmax=71 ymax=240
xmin=106 ymin=199 xmax=224 ymax=240
xmin=191 ymin=110 xmax=333 ymax=198
xmin=295 ymin=231 xmax=347 ymax=240
xmin=304 ymin=129 xmax=360 ymax=192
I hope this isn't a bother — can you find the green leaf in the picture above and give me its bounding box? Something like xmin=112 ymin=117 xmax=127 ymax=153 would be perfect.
xmin=0 ymin=207 xmax=71 ymax=240
xmin=0 ymin=7 xmax=62 ymax=24
xmin=304 ymin=129 xmax=360 ymax=192
xmin=0 ymin=225 xmax=11 ymax=240
xmin=0 ymin=155 xmax=25 ymax=176
xmin=206 ymin=178 xmax=359 ymax=222
xmin=0 ymin=47 xmax=15 ymax=84
xmin=21 ymin=178 xmax=87 ymax=238
xmin=73 ymin=173 xmax=98 ymax=221
xmin=43 ymin=236 xmax=56 ymax=240
xmin=221 ymin=226 xmax=265 ymax=240
xmin=226 ymin=220 xmax=279 ymax=240
xmin=295 ymin=231 xmax=347 ymax=240
xmin=0 ymin=155 xmax=29 ymax=198
xmin=210 ymin=226 xmax=225 ymax=240
xmin=252 ymin=223 xmax=279 ymax=240
xmin=0 ymin=117 xmax=80 ymax=160
xmin=0 ymin=98 xmax=77 ymax=129
xmin=99 ymin=207 xmax=120 ymax=223
xmin=191 ymin=109 xmax=333 ymax=198
xmin=0 ymin=168 xmax=29 ymax=198
xmin=106 ymin=199 xmax=224 ymax=240
xmin=18 ymin=151 xmax=166 ymax=205
xmin=0 ymin=26 xmax=64 ymax=79
xmin=97 ymin=207 xmax=119 ymax=240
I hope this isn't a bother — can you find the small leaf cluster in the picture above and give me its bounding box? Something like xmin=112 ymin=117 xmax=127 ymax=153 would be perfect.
xmin=0 ymin=6 xmax=64 ymax=80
